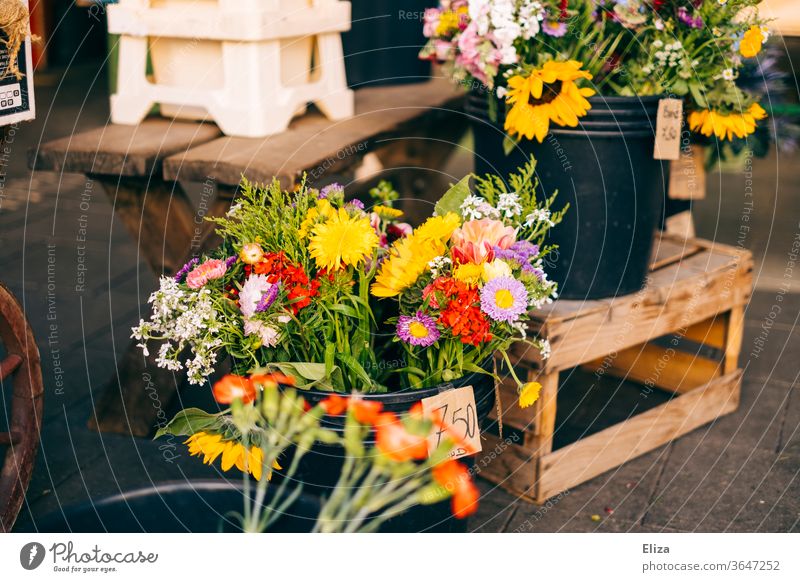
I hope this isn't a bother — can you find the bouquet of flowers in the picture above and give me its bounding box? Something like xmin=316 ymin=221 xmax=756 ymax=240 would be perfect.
xmin=133 ymin=161 xmax=562 ymax=406
xmin=421 ymin=1 xmax=771 ymax=146
xmin=157 ymin=372 xmax=479 ymax=531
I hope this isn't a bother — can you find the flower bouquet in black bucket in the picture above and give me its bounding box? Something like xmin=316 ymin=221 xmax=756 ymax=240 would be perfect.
xmin=421 ymin=0 xmax=771 ymax=299
xmin=132 ymin=163 xmax=563 ymax=530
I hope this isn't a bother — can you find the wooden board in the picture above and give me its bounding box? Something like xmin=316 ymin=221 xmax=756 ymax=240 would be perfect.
xmin=534 ymin=371 xmax=741 ymax=503
xmin=28 ymin=119 xmax=222 ymax=177
xmin=162 ymin=79 xmax=465 ymax=187
xmin=522 ymin=238 xmax=752 ymax=373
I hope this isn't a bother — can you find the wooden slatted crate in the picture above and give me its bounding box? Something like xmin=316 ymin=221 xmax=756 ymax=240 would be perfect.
xmin=481 ymin=234 xmax=753 ymax=504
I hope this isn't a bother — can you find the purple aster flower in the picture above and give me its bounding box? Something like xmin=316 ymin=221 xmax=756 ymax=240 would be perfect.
xmin=225 ymin=255 xmax=237 ymax=268
xmin=255 ymin=283 xmax=280 ymax=313
xmin=480 ymin=276 xmax=528 ymax=322
xmin=677 ymin=7 xmax=703 ymax=29
xmin=542 ymin=20 xmax=567 ymax=37
xmin=493 ymin=240 xmax=540 ymax=265
xmin=175 ymin=257 xmax=199 ymax=282
xmin=397 ymin=311 xmax=440 ymax=347
xmin=319 ymin=183 xmax=344 ymax=199
xmin=346 ymin=199 xmax=365 ymax=211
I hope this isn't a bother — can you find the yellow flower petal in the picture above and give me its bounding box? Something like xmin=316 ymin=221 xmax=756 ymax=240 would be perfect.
xmin=519 ymin=382 xmax=542 ymax=409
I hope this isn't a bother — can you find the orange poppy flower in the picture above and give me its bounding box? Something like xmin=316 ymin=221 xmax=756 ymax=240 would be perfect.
xmin=249 ymin=371 xmax=295 ymax=387
xmin=350 ymin=398 xmax=383 ymax=425
xmin=320 ymin=394 xmax=348 ymax=416
xmin=213 ymin=374 xmax=257 ymax=405
xmin=432 ymin=460 xmax=479 ymax=518
xmin=375 ymin=412 xmax=429 ymax=462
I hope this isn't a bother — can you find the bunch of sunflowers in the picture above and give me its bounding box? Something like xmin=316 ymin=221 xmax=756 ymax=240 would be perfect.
xmin=133 ymin=162 xmax=561 ymax=406
xmin=421 ymin=0 xmax=771 ymax=145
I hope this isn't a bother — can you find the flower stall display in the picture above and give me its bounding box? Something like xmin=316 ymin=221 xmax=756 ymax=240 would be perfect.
xmin=420 ymin=0 xmax=772 ymax=300
xmin=156 ymin=373 xmax=479 ymax=532
xmin=132 ymin=162 xmax=561 ymax=412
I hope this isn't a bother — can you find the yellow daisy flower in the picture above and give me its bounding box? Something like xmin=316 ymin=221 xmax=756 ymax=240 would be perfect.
xmin=453 ymin=262 xmax=484 ymax=287
xmin=504 ymin=61 xmax=595 ymax=143
xmin=518 ymin=382 xmax=542 ymax=409
xmin=688 ymin=103 xmax=767 ymax=141
xmin=308 ymin=208 xmax=379 ymax=271
xmin=739 ymin=25 xmax=764 ymax=58
xmin=299 ymin=198 xmax=336 ymax=239
xmin=185 ymin=431 xmax=281 ymax=481
xmin=371 ymin=213 xmax=461 ymax=298
xmin=373 ymin=205 xmax=404 ymax=219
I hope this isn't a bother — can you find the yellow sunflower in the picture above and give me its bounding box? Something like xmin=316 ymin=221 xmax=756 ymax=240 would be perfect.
xmin=185 ymin=431 xmax=281 ymax=481
xmin=688 ymin=103 xmax=767 ymax=141
xmin=308 ymin=208 xmax=379 ymax=271
xmin=371 ymin=212 xmax=461 ymax=298
xmin=504 ymin=60 xmax=596 ymax=143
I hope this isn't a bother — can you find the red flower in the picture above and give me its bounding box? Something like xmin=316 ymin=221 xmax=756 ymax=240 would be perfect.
xmin=320 ymin=394 xmax=348 ymax=416
xmin=432 ymin=460 xmax=479 ymax=519
xmin=374 ymin=412 xmax=428 ymax=462
xmin=250 ymin=252 xmax=320 ymax=314
xmin=213 ymin=374 xmax=256 ymax=404
xmin=350 ymin=398 xmax=383 ymax=425
xmin=249 ymin=371 xmax=295 ymax=387
xmin=424 ymin=277 xmax=492 ymax=345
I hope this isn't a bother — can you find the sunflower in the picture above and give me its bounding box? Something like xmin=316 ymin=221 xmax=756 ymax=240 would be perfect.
xmin=504 ymin=60 xmax=595 ymax=143
xmin=688 ymin=103 xmax=767 ymax=141
xmin=308 ymin=208 xmax=379 ymax=271
xmin=371 ymin=213 xmax=461 ymax=298
xmin=185 ymin=431 xmax=281 ymax=481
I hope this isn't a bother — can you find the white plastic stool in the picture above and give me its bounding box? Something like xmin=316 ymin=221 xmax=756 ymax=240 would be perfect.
xmin=108 ymin=0 xmax=354 ymax=137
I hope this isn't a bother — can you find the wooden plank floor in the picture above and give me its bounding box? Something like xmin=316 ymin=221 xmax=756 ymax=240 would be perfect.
xmin=2 ymin=70 xmax=799 ymax=533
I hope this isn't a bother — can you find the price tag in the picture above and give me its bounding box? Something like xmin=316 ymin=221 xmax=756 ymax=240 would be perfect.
xmin=653 ymin=98 xmax=683 ymax=161
xmin=420 ymin=385 xmax=482 ymax=460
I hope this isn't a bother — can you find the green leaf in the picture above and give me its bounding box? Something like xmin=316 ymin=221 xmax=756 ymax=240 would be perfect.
xmin=264 ymin=361 xmax=343 ymax=391
xmin=503 ymin=134 xmax=519 ymax=156
xmin=336 ymin=352 xmax=373 ymax=389
xmin=155 ymin=408 xmax=224 ymax=439
xmin=688 ymin=83 xmax=707 ymax=109
xmin=434 ymin=174 xmax=472 ymax=217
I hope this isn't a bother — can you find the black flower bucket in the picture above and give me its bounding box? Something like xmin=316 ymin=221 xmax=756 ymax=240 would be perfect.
xmin=467 ymin=91 xmax=669 ymax=300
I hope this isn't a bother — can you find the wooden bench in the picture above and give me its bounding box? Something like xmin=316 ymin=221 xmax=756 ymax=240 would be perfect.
xmin=482 ymin=234 xmax=753 ymax=503
xmin=29 ymin=80 xmax=467 ymax=436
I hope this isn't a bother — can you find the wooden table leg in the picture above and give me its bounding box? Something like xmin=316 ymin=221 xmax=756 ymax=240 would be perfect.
xmin=87 ymin=177 xmax=233 ymax=436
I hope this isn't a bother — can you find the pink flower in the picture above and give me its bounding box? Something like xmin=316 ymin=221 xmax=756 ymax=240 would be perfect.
xmin=423 ymin=8 xmax=441 ymax=38
xmin=185 ymin=258 xmax=227 ymax=289
xmin=456 ymin=22 xmax=501 ymax=86
xmin=451 ymin=219 xmax=515 ymax=265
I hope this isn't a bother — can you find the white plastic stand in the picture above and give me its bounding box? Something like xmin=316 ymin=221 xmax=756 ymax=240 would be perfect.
xmin=108 ymin=0 xmax=354 ymax=137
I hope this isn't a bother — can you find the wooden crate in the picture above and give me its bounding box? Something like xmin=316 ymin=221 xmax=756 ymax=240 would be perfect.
xmin=481 ymin=234 xmax=753 ymax=504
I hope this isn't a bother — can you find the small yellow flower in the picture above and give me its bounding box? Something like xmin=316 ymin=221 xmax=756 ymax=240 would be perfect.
xmin=482 ymin=259 xmax=512 ymax=282
xmin=308 ymin=208 xmax=379 ymax=271
xmin=239 ymin=243 xmax=264 ymax=265
xmin=185 ymin=431 xmax=281 ymax=481
xmin=519 ymin=382 xmax=542 ymax=409
xmin=299 ymin=198 xmax=336 ymax=239
xmin=373 ymin=205 xmax=404 ymax=219
xmin=453 ymin=262 xmax=484 ymax=287
xmin=435 ymin=9 xmax=463 ymax=36
xmin=740 ymin=25 xmax=764 ymax=58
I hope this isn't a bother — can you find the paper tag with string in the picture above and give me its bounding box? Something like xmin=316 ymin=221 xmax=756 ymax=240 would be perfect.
xmin=421 ymin=386 xmax=482 ymax=460
xmin=653 ymin=98 xmax=683 ymax=161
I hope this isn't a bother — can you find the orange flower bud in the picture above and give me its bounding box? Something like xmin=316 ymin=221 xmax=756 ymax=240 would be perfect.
xmin=213 ymin=375 xmax=257 ymax=405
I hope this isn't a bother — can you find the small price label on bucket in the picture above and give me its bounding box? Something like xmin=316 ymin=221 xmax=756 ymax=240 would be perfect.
xmin=421 ymin=386 xmax=482 ymax=460
xmin=654 ymin=98 xmax=683 ymax=161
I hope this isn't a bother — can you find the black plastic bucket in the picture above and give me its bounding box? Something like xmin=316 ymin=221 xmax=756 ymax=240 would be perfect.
xmin=282 ymin=366 xmax=496 ymax=532
xmin=31 ymin=481 xmax=321 ymax=533
xmin=467 ymin=91 xmax=668 ymax=299
xmin=343 ymin=1 xmax=433 ymax=87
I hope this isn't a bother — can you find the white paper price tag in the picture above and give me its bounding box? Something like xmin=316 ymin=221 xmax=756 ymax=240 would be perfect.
xmin=654 ymin=98 xmax=683 ymax=161
xmin=421 ymin=385 xmax=482 ymax=460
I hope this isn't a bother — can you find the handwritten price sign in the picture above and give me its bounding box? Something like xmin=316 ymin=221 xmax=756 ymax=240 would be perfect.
xmin=653 ymin=98 xmax=683 ymax=161
xmin=421 ymin=386 xmax=482 ymax=460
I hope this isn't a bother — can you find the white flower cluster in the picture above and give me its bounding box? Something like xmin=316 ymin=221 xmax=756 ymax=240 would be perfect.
xmin=131 ymin=277 xmax=223 ymax=385
xmin=644 ymin=40 xmax=699 ymax=79
xmin=524 ymin=208 xmax=554 ymax=227
xmin=461 ymin=194 xmax=501 ymax=221
xmin=469 ymin=0 xmax=545 ymax=65
xmin=428 ymin=255 xmax=453 ymax=278
xmin=497 ymin=191 xmax=523 ymax=218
